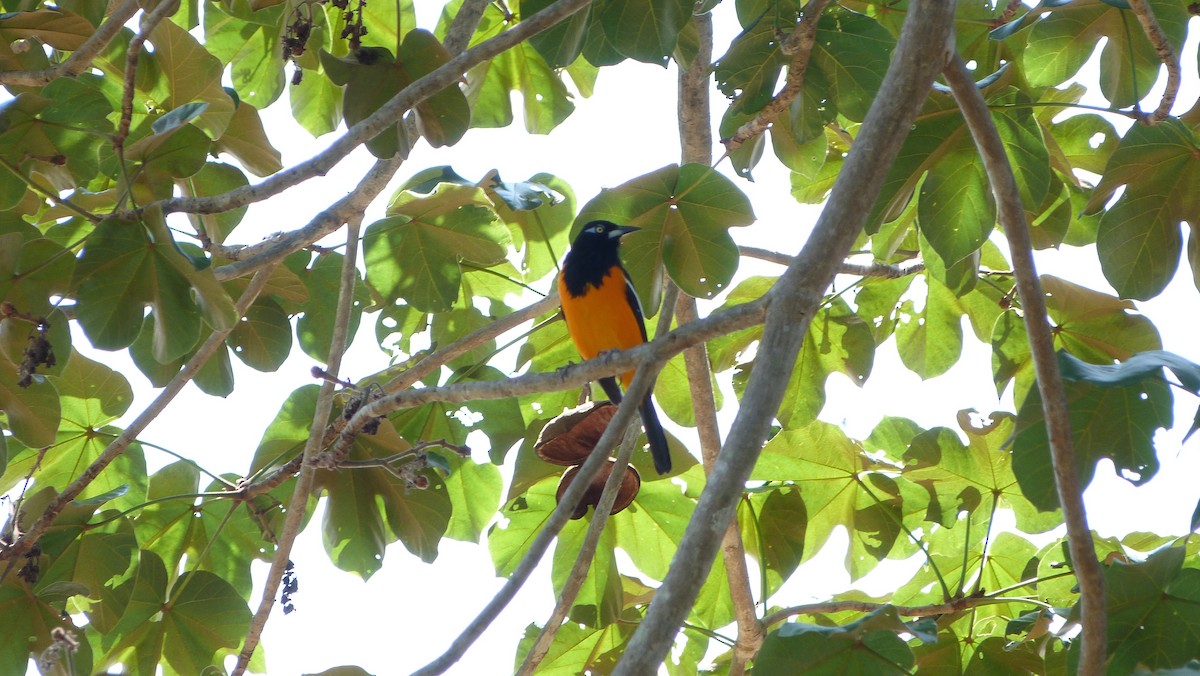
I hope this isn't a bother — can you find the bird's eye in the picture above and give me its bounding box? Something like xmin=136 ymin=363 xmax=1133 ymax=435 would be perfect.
xmin=591 ymin=224 xmax=604 ymax=233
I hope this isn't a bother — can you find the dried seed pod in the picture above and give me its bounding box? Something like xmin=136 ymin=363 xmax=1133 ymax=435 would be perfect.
xmin=555 ymin=460 xmax=641 ymax=520
xmin=535 ymin=400 xmax=617 ymax=466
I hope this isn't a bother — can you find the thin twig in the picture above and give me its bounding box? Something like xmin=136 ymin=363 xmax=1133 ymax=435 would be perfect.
xmin=0 ymin=265 xmax=277 ymax=564
xmin=723 ymin=0 xmax=832 ymax=151
xmin=740 ymin=245 xmax=925 ymax=278
xmin=0 ymin=0 xmax=141 ymax=86
xmin=943 ymin=53 xmax=1107 ymax=674
xmin=518 ymin=287 xmax=680 ymax=674
xmin=113 ymin=0 xmax=179 ymax=157
xmin=760 ymin=594 xmax=1036 ymax=628
xmin=159 ymin=0 xmax=593 ymax=217
xmin=1127 ymin=0 xmax=1180 ymax=123
xmin=232 ymin=213 xmax=364 ymax=675
xmin=613 ymin=2 xmax=958 ymax=670
xmin=412 ymin=345 xmax=667 ymax=675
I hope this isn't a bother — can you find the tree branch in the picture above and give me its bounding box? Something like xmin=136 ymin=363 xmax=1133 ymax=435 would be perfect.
xmin=739 ymin=245 xmax=926 ymax=278
xmin=232 ymin=212 xmax=364 ymax=675
xmin=0 ymin=265 xmax=277 ymax=565
xmin=324 ymin=297 xmax=768 ymax=465
xmin=1127 ymin=0 xmax=1180 ymax=123
xmin=157 ymin=0 xmax=592 ymax=217
xmin=0 ymin=0 xmax=141 ymax=87
xmin=113 ymin=0 xmax=179 ymax=158
xmin=943 ymin=53 xmax=1107 ymax=673
xmin=722 ymin=0 xmax=831 ymax=151
xmin=613 ymin=2 xmax=958 ymax=670
xmin=760 ymin=594 xmax=1035 ymax=629
xmin=443 ymin=0 xmax=491 ymax=54
xmin=679 ymin=9 xmax=762 ymax=673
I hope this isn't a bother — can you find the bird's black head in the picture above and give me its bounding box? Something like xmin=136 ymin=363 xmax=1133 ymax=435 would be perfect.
xmin=570 ymin=220 xmax=640 ymax=250
xmin=561 ymin=221 xmax=641 ymax=296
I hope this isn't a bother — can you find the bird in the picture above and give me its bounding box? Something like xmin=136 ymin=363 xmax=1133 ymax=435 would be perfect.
xmin=557 ymin=219 xmax=672 ymax=475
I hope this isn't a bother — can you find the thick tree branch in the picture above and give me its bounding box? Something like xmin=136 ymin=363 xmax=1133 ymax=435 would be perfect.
xmin=943 ymin=53 xmax=1107 ymax=673
xmin=1127 ymin=0 xmax=1180 ymax=123
xmin=158 ymin=0 xmax=592 ymax=217
xmin=233 ymin=214 xmax=364 ymax=675
xmin=443 ymin=0 xmax=491 ymax=54
xmin=613 ymin=2 xmax=958 ymax=670
xmin=723 ymin=0 xmax=831 ymax=151
xmin=0 ymin=0 xmax=141 ymax=87
xmin=0 ymin=266 xmax=277 ymax=565
xmin=412 ymin=348 xmax=665 ymax=675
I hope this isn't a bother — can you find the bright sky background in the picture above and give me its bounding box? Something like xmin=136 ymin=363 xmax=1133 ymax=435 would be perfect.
xmin=33 ymin=5 xmax=1200 ymax=675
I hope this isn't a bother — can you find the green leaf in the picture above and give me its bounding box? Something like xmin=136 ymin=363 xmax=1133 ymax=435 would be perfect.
xmin=758 ymin=628 xmax=914 ymax=674
xmin=227 ymin=296 xmax=292 ymax=372
xmin=810 ymin=10 xmax=895 ymax=122
xmin=443 ymin=458 xmax=503 ymax=542
xmin=203 ymin=0 xmax=285 ymax=107
xmin=363 ymin=183 xmax=509 ymax=312
xmin=577 ymin=163 xmax=755 ymax=307
xmin=160 ymin=571 xmax=252 ymax=674
xmin=147 ymin=18 xmax=236 ymax=138
xmin=1012 ymin=372 xmax=1172 ymax=511
xmin=295 ymin=251 xmax=367 ymax=363
xmin=0 ymin=8 xmax=93 ymax=50
xmin=594 ymin=0 xmax=694 ymax=65
xmin=752 ymin=422 xmax=926 ymax=579
xmin=1084 ymin=119 xmax=1200 ymax=300
xmin=1058 ymin=349 xmax=1200 ymax=392
xmin=449 ymin=3 xmax=577 ymax=134
xmin=315 ymin=419 xmax=451 ymax=577
xmin=1102 ymin=547 xmax=1200 ymax=672
xmin=902 ymin=412 xmax=1060 ymax=534
xmin=0 ymin=349 xmax=60 ymax=447
xmin=895 ymin=276 xmax=964 ymax=379
xmin=151 ymin=101 xmax=208 ymax=135
xmin=1023 ymin=0 xmax=1189 ymax=107
xmin=215 ymin=98 xmax=284 ymax=177
xmin=49 ymin=351 xmax=133 ymax=428
xmin=73 ymin=215 xmax=236 ymax=360
xmin=180 ymin=162 xmax=251 ymax=244
xmin=554 ymin=516 xmax=621 ymax=626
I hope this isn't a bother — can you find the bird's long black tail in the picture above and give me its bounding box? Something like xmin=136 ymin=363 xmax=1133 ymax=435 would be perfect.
xmin=597 ymin=377 xmax=672 ymax=475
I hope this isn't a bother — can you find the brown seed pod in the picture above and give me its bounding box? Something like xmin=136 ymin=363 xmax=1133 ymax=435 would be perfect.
xmin=535 ymin=400 xmax=617 ymax=466
xmin=555 ymin=460 xmax=641 ymax=520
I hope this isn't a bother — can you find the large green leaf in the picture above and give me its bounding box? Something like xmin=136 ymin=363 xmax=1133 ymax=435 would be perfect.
xmin=1083 ymin=119 xmax=1200 ymax=300
xmin=1012 ymin=369 xmax=1173 ymax=511
xmin=363 ymin=183 xmax=509 ymax=313
xmin=1023 ymin=0 xmax=1189 ymax=107
xmin=73 ymin=215 xmax=237 ymax=360
xmin=1101 ymin=546 xmax=1200 ymax=672
xmin=902 ymin=412 xmax=1060 ymax=534
xmin=147 ymin=17 xmax=236 ymax=138
xmin=443 ymin=2 xmax=577 ymax=134
xmin=554 ymin=515 xmax=622 ymax=627
xmin=294 ymin=251 xmax=368 ymax=364
xmin=203 ymin=0 xmax=285 ymax=107
xmin=315 ymin=418 xmax=452 ymax=578
xmin=577 ymin=163 xmax=755 ymax=310
xmin=593 ymin=0 xmax=693 ymax=65
xmin=751 ymin=422 xmax=926 ymax=580
xmin=320 ymin=30 xmax=468 ymax=158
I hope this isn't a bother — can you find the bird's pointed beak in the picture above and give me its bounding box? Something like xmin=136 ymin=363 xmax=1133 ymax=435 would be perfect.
xmin=609 ymin=225 xmax=640 ymax=239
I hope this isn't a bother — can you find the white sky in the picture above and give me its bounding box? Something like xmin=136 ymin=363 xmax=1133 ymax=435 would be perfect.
xmin=20 ymin=5 xmax=1200 ymax=675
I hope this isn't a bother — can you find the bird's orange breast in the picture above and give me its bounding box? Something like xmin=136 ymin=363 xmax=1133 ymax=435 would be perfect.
xmin=558 ymin=268 xmax=644 ymax=387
